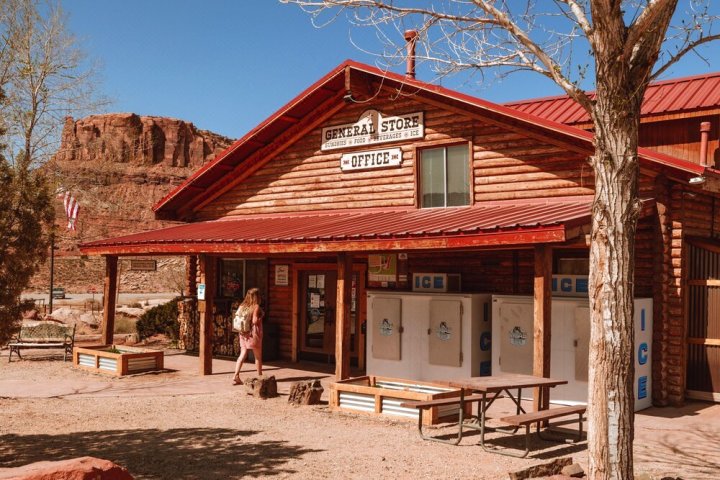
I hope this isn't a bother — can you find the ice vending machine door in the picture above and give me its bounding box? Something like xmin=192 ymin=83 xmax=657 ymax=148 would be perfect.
xmin=371 ymin=297 xmax=402 ymax=360
xmin=498 ymin=302 xmax=534 ymax=374
xmin=428 ymin=300 xmax=462 ymax=367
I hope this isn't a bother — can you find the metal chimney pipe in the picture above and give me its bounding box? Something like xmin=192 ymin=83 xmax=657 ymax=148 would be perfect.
xmin=404 ymin=30 xmax=418 ymax=79
xmin=700 ymin=121 xmax=711 ymax=167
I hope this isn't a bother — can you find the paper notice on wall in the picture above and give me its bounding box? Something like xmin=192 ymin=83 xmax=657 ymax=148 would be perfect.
xmin=310 ymin=293 xmax=321 ymax=308
xmin=308 ymin=275 xmax=317 ymax=288
xmin=317 ymin=275 xmax=325 ymax=289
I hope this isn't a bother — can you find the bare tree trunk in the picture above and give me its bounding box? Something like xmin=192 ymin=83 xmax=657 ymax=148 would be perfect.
xmin=587 ymin=77 xmax=642 ymax=480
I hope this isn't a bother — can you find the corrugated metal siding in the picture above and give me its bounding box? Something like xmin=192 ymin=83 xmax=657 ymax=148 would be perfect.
xmin=507 ymin=73 xmax=720 ymax=125
xmin=82 ymin=200 xmax=592 ymax=249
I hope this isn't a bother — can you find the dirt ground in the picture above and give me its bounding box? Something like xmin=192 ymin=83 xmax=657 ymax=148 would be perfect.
xmin=0 ymin=349 xmax=718 ymax=480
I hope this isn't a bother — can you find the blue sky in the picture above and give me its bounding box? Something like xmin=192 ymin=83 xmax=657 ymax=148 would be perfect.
xmin=65 ymin=1 xmax=719 ymax=139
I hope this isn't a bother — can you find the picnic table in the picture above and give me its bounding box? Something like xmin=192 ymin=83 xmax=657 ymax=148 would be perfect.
xmin=402 ymin=373 xmax=585 ymax=457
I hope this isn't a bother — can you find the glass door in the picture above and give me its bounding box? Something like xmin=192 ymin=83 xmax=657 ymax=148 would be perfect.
xmin=301 ymin=271 xmax=337 ymax=354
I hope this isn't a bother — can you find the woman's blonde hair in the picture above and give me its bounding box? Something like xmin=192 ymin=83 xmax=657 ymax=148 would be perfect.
xmin=241 ymin=287 xmax=261 ymax=308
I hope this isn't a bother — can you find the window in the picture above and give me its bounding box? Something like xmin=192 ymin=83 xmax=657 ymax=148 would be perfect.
xmin=419 ymin=144 xmax=470 ymax=207
xmin=219 ymin=259 xmax=268 ymax=300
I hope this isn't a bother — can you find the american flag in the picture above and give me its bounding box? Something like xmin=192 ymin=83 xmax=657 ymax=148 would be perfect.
xmin=59 ymin=190 xmax=79 ymax=231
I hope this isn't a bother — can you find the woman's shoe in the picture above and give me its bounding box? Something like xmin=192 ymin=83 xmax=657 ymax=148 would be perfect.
xmin=232 ymin=376 xmax=243 ymax=385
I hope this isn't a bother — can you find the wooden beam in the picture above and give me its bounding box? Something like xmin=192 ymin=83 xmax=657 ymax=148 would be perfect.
xmin=533 ymin=244 xmax=552 ymax=413
xmin=291 ymin=266 xmax=299 ymax=362
xmin=101 ymin=255 xmax=118 ymax=345
xmin=335 ymin=253 xmax=353 ymax=380
xmin=198 ymin=255 xmax=216 ymax=375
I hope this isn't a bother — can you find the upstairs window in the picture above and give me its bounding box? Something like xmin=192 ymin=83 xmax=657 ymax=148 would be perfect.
xmin=419 ymin=144 xmax=471 ymax=208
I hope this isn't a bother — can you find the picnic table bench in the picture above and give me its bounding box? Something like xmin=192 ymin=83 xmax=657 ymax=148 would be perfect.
xmin=7 ymin=322 xmax=76 ymax=362
xmin=496 ymin=405 xmax=586 ymax=457
xmin=400 ymin=394 xmax=486 ymax=445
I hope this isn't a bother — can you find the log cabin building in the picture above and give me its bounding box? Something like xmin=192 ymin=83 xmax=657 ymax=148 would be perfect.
xmin=80 ymin=59 xmax=720 ymax=408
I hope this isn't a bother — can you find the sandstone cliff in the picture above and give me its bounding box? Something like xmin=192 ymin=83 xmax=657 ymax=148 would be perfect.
xmin=55 ymin=113 xmax=232 ymax=168
xmin=29 ymin=113 xmax=234 ymax=294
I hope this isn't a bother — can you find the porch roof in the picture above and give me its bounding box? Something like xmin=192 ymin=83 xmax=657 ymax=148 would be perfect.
xmin=80 ymin=199 xmax=595 ymax=256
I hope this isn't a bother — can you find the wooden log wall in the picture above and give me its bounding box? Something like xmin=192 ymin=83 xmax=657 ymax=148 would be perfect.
xmin=268 ymin=259 xmax=294 ymax=360
xmin=195 ymin=95 xmax=605 ymax=220
xmin=653 ymin=183 xmax=720 ymax=405
xmin=640 ymin=115 xmax=719 ymax=167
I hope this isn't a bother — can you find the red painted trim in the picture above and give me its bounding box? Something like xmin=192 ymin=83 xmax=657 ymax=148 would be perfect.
xmin=79 ymin=226 xmax=567 ymax=256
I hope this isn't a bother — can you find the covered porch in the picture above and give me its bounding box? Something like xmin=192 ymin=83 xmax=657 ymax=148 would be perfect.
xmin=80 ymin=198 xmax=603 ymax=412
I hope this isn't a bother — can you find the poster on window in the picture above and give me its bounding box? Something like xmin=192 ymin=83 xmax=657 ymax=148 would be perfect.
xmin=368 ymin=254 xmax=397 ymax=287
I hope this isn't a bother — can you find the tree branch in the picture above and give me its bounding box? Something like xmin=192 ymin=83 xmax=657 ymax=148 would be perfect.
xmin=651 ymin=33 xmax=720 ymax=80
xmin=556 ymin=0 xmax=593 ymax=37
xmin=472 ymin=1 xmax=593 ymax=112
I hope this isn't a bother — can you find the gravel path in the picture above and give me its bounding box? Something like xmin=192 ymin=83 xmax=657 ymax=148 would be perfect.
xmin=0 ymin=353 xmax=717 ymax=479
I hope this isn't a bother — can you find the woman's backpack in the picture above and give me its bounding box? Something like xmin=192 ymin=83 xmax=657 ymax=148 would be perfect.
xmin=233 ymin=306 xmax=253 ymax=334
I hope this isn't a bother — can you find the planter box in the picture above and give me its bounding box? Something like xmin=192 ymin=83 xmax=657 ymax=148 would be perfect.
xmin=73 ymin=345 xmax=164 ymax=376
xmin=330 ymin=375 xmax=468 ymax=425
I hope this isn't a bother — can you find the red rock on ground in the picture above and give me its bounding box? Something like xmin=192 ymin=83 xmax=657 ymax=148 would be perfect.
xmin=0 ymin=456 xmax=133 ymax=480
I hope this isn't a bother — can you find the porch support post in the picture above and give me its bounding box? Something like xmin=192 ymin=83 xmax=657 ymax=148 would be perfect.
xmin=335 ymin=253 xmax=353 ymax=380
xmin=533 ymin=245 xmax=552 ymax=412
xmin=101 ymin=255 xmax=118 ymax=345
xmin=198 ymin=254 xmax=216 ymax=375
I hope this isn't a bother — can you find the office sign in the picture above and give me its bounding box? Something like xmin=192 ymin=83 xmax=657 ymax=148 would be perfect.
xmin=340 ymin=148 xmax=402 ymax=171
xmin=321 ymin=109 xmax=423 ymax=151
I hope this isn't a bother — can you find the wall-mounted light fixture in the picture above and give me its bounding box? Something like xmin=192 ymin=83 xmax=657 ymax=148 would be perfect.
xmin=688 ymin=175 xmax=706 ymax=185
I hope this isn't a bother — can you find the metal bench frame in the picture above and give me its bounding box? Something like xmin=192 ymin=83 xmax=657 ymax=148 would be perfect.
xmin=401 ymin=394 xmax=486 ymax=445
xmin=485 ymin=405 xmax=586 ymax=458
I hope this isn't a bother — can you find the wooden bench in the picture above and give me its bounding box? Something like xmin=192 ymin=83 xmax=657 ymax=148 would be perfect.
xmin=7 ymin=323 xmax=76 ymax=362
xmin=401 ymin=394 xmax=486 ymax=445
xmin=488 ymin=405 xmax=586 ymax=457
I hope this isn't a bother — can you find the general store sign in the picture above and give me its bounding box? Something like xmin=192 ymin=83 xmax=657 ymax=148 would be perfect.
xmin=340 ymin=148 xmax=402 ymax=171
xmin=321 ymin=109 xmax=424 ymax=151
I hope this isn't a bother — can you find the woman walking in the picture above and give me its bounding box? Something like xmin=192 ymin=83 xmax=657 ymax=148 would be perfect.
xmin=232 ymin=287 xmax=264 ymax=385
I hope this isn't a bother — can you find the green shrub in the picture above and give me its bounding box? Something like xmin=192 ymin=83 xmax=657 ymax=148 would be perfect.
xmin=135 ymin=297 xmax=181 ymax=341
xmin=128 ymin=302 xmax=143 ymax=309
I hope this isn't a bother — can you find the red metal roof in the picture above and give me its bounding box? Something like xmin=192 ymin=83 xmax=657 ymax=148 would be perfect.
xmin=506 ymin=71 xmax=720 ymax=125
xmin=153 ymin=60 xmax=708 ymax=221
xmin=80 ymin=200 xmax=594 ymax=256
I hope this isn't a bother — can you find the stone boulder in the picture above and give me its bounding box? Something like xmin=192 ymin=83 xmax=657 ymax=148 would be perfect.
xmin=0 ymin=456 xmax=133 ymax=480
xmin=288 ymin=380 xmax=324 ymax=405
xmin=244 ymin=375 xmax=278 ymax=399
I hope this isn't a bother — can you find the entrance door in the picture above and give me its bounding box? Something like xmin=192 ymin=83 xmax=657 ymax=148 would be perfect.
xmin=301 ymin=271 xmax=338 ymax=354
xmin=298 ymin=268 xmax=364 ymax=363
xmin=686 ymin=242 xmax=720 ymax=401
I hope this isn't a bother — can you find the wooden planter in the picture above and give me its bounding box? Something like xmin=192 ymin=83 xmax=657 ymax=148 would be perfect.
xmin=330 ymin=375 xmax=468 ymax=425
xmin=73 ymin=345 xmax=164 ymax=376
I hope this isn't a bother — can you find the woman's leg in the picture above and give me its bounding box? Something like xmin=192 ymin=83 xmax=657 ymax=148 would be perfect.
xmin=233 ymin=346 xmax=248 ymax=383
xmin=253 ymin=346 xmax=263 ymax=376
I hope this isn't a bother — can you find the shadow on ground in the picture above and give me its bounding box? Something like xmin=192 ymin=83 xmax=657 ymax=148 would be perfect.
xmin=0 ymin=427 xmax=323 ymax=479
xmin=635 ymin=425 xmax=720 ymax=478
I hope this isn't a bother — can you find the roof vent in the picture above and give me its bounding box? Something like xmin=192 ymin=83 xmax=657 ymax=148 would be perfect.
xmin=404 ymin=30 xmax=418 ymax=79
